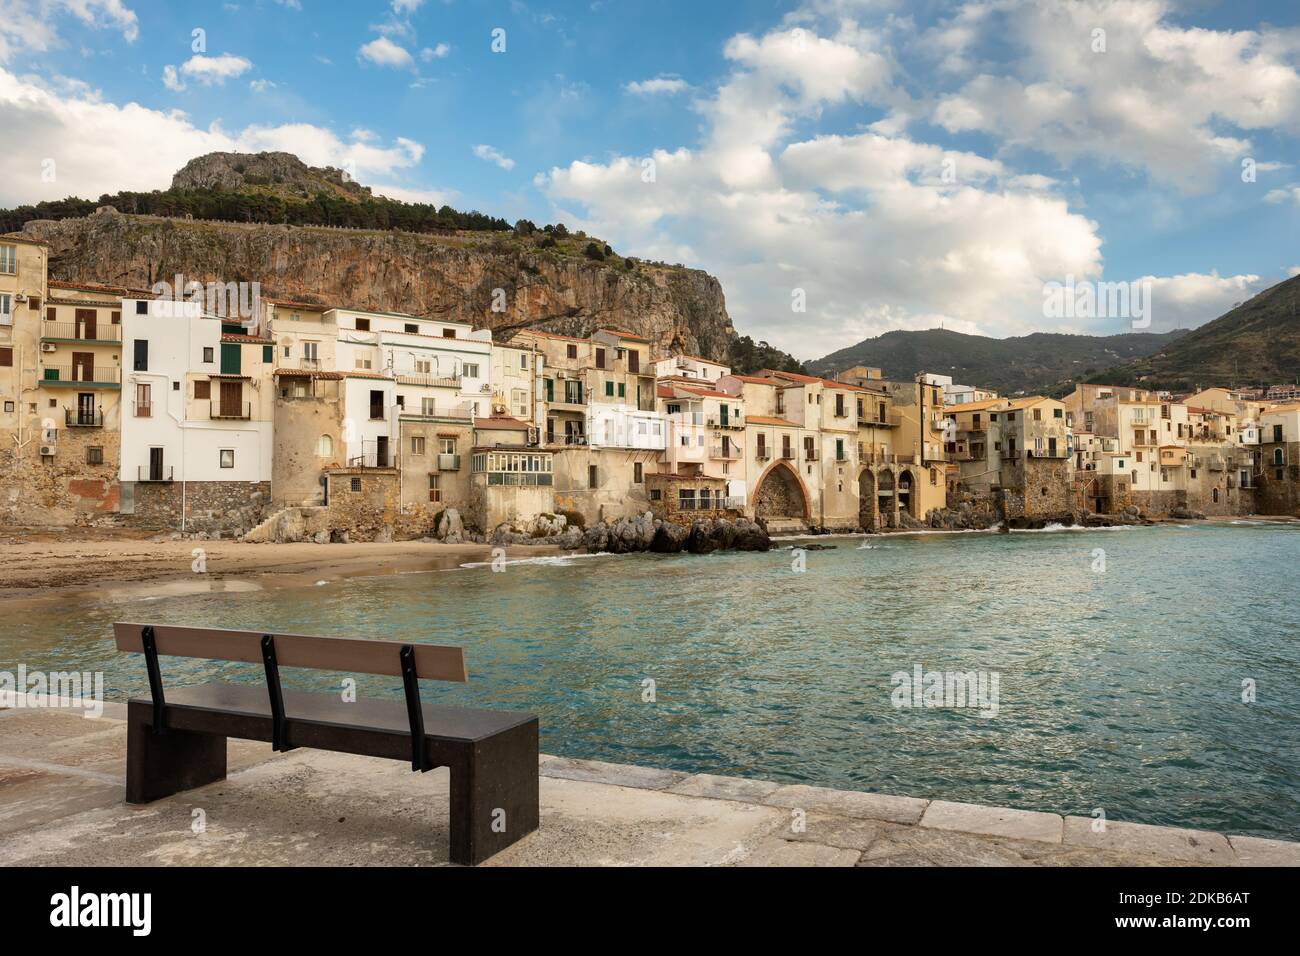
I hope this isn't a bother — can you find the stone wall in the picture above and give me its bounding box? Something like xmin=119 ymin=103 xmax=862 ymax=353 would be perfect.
xmin=0 ymin=425 xmax=120 ymax=526
xmin=322 ymin=468 xmax=443 ymax=541
xmin=1256 ymin=448 xmax=1300 ymax=515
xmin=125 ymin=479 xmax=271 ymax=534
xmin=1002 ymin=458 xmax=1072 ymax=518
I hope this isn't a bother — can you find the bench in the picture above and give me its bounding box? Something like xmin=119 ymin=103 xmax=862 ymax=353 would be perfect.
xmin=114 ymin=622 xmax=539 ymax=865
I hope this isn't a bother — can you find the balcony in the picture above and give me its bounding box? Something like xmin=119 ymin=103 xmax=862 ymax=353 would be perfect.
xmin=545 ymin=432 xmax=588 ymax=446
xmin=709 ymin=443 xmax=741 ymax=460
xmin=137 ymin=465 xmax=174 ymax=482
xmin=437 ymin=453 xmax=462 ymax=471
xmin=780 ymin=449 xmax=795 ymax=460
xmin=676 ymin=496 xmax=746 ymax=512
xmin=396 ymin=371 xmax=461 ymax=388
xmin=405 ymin=401 xmax=475 ymax=421
xmin=755 ymin=447 xmax=771 ymax=461
xmin=210 ymin=400 xmax=252 ymax=420
xmin=41 ymin=321 xmax=122 ymax=343
xmin=133 ymin=401 xmax=152 ymax=418
xmin=803 ymin=448 xmax=818 ymax=462
xmin=64 ymin=408 xmax=103 ymax=427
xmin=348 ymin=451 xmax=394 ymax=468
xmin=706 ymin=414 xmax=744 ymax=429
xmin=40 ymin=365 xmax=121 ymax=387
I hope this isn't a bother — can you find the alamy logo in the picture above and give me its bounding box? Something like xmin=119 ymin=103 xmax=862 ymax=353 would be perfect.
xmin=1042 ymin=275 xmax=1153 ymax=329
xmin=890 ymin=664 xmax=1000 ymax=718
xmin=151 ymin=273 xmax=261 ymax=328
xmin=49 ymin=886 xmax=151 ymax=936
xmin=0 ymin=666 xmax=104 ymax=718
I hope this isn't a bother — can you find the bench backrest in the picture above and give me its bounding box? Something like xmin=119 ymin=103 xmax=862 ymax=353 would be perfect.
xmin=114 ymin=622 xmax=468 ymax=683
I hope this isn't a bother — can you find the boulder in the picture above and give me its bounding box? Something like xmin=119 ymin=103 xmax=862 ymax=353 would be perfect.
xmin=555 ymin=527 xmax=584 ymax=550
xmin=731 ymin=517 xmax=771 ymax=551
xmin=650 ymin=521 xmax=690 ymax=553
xmin=583 ymin=522 xmax=610 ymax=553
xmin=530 ymin=512 xmax=567 ymax=538
xmin=436 ymin=508 xmax=466 ymax=544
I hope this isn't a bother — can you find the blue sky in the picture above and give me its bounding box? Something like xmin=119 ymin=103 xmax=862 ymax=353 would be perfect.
xmin=3 ymin=0 xmax=1300 ymax=359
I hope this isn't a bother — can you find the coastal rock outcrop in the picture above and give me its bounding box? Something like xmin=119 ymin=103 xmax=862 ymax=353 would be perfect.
xmin=584 ymin=515 xmax=770 ymax=555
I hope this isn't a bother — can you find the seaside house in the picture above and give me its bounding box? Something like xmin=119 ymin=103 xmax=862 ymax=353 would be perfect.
xmin=1257 ymin=402 xmax=1300 ymax=514
xmin=117 ymin=296 xmax=276 ymax=534
xmin=655 ymin=362 xmax=747 ymax=508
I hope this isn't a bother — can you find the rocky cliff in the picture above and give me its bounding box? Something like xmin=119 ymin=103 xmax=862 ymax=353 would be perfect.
xmin=20 ymin=208 xmax=737 ymax=359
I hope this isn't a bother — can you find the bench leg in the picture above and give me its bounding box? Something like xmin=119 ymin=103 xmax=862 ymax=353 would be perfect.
xmin=125 ymin=700 xmax=227 ymax=804
xmin=448 ymin=719 xmax=539 ymax=865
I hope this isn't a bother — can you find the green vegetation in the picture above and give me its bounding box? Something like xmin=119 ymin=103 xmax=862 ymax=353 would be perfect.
xmin=806 ymin=328 xmax=1187 ymax=396
xmin=0 ymin=188 xmax=512 ymax=234
xmin=726 ymin=335 xmax=806 ymax=375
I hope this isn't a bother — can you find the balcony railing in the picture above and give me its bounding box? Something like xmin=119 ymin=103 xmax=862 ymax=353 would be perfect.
xmin=545 ymin=433 xmax=588 ymax=446
xmin=348 ymin=451 xmax=393 ymax=468
xmin=137 ymin=465 xmax=174 ymax=482
xmin=396 ymin=371 xmax=461 ymax=388
xmin=709 ymin=443 xmax=741 ymax=460
xmin=706 ymin=415 xmax=744 ymax=429
xmin=676 ymin=497 xmax=744 ymax=512
xmin=803 ymin=448 xmax=818 ymax=461
xmin=437 ymin=453 xmax=461 ymax=471
xmin=210 ymin=400 xmax=252 ymax=420
xmin=64 ymin=408 xmax=104 ymax=427
xmin=41 ymin=321 xmax=122 ymax=342
xmin=405 ymin=401 xmax=474 ymax=420
xmin=755 ymin=447 xmax=771 ymax=460
xmin=41 ymin=365 xmax=121 ymax=385
xmin=780 ymin=449 xmax=795 ymax=460
xmin=134 ymin=401 xmax=152 ymax=418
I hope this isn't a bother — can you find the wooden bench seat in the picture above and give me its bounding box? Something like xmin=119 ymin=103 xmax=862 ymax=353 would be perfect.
xmin=116 ymin=623 xmax=539 ymax=865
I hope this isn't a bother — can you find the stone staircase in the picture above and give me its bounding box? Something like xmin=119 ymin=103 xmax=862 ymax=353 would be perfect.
xmin=243 ymin=505 xmax=328 ymax=543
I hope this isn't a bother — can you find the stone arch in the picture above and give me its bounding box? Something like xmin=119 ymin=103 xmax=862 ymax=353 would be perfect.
xmin=753 ymin=459 xmax=811 ymax=521
xmin=857 ymin=467 xmax=877 ymax=529
xmin=898 ymin=468 xmax=917 ymax=517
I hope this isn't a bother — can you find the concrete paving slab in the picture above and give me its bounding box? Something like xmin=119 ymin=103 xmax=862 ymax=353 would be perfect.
xmin=0 ymin=764 xmax=123 ymax=837
xmin=1226 ymin=835 xmax=1300 ymax=866
xmin=667 ymin=773 xmax=783 ymax=803
xmin=763 ymin=784 xmax=928 ymax=825
xmin=779 ymin=811 xmax=889 ymax=851
xmin=921 ymin=800 xmax=1063 ymax=843
xmin=734 ymin=837 xmax=861 ymax=867
xmin=1063 ymin=816 xmax=1233 ymax=864
xmin=539 ymin=756 xmax=688 ymax=791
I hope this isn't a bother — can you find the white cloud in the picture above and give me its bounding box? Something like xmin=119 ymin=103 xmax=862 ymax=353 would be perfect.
xmin=392 ymin=0 xmax=424 ymax=12
xmin=929 ymin=0 xmax=1300 ymax=192
xmin=1137 ymin=271 xmax=1266 ymax=332
xmin=420 ymin=43 xmax=450 ymax=62
xmin=163 ymin=54 xmax=254 ymax=91
xmin=274 ymin=0 xmax=302 ymax=9
xmin=250 ymin=79 xmax=277 ymax=93
xmin=359 ymin=36 xmax=414 ymax=69
xmin=1265 ymin=184 xmax=1300 ymax=205
xmin=472 ymin=144 xmax=515 ymax=171
xmin=0 ymin=67 xmax=432 ymax=207
xmin=0 ymin=0 xmax=138 ymax=64
xmin=624 ymin=75 xmax=689 ymax=96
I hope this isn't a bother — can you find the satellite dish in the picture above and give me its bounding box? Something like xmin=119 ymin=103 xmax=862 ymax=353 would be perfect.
xmin=492 ymin=402 xmax=507 ymax=415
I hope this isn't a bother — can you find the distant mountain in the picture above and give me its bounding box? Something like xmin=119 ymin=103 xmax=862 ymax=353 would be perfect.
xmin=807 ymin=328 xmax=1187 ymax=396
xmin=1082 ymin=273 xmax=1300 ymax=392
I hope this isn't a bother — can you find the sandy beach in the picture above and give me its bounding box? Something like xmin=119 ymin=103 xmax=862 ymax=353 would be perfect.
xmin=0 ymin=527 xmax=559 ymax=598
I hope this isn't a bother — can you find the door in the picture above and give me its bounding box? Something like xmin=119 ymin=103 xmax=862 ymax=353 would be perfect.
xmin=77 ymin=393 xmax=95 ymax=426
xmin=149 ymin=447 xmax=164 ymax=482
xmin=75 ymin=308 xmax=96 ymax=340
xmin=1048 ymin=436 xmax=1058 ymax=457
xmin=369 ymin=390 xmax=384 ymax=420
xmin=219 ymin=381 xmax=242 ymax=417
xmin=376 ymin=436 xmax=389 ymax=468
xmin=71 ymin=351 xmax=93 ymax=382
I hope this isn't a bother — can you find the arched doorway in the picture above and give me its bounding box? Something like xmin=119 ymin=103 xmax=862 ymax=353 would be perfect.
xmin=898 ymin=470 xmax=915 ymax=517
xmin=754 ymin=461 xmax=809 ymax=522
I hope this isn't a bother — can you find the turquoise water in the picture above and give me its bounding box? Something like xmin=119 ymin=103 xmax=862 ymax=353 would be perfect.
xmin=4 ymin=521 xmax=1299 ymax=839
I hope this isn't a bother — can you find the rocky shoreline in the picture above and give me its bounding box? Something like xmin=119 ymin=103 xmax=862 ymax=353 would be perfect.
xmin=486 ymin=511 xmax=772 ymax=554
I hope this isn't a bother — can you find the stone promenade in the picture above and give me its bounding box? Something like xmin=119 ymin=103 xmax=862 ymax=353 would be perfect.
xmin=2 ymin=704 xmax=1296 ymax=866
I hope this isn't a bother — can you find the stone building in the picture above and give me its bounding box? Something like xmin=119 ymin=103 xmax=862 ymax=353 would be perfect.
xmin=1256 ymin=403 xmax=1300 ymax=515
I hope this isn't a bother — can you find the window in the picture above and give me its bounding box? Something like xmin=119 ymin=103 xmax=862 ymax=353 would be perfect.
xmin=0 ymin=244 xmax=15 ymax=274
xmin=566 ymin=344 xmax=578 ymax=360
xmin=0 ymin=347 xmax=10 ymax=367
xmin=1275 ymin=448 xmax=1284 ymax=466
xmin=464 ymin=363 xmax=480 ymax=379
xmin=135 ymin=383 xmax=151 ymax=417
xmin=0 ymin=294 xmax=11 ymax=322
xmin=3 ymin=402 xmax=11 ymax=413
xmin=303 ymin=342 xmax=318 ymax=360
xmin=263 ymin=346 xmax=273 ymax=363
xmin=404 ymin=323 xmax=418 ymax=334
xmin=194 ymin=379 xmax=211 ymax=399
xmin=588 ymin=464 xmax=598 ymax=488
xmin=203 ymin=347 xmax=214 ymax=363
xmin=135 ymin=300 xmax=148 ymax=315
xmin=440 ymin=438 xmax=457 ymax=455
xmin=428 ymin=474 xmax=441 ymax=502
xmin=355 ymin=318 xmax=370 ymax=331
xmin=219 ymin=449 xmax=235 ymax=469
xmin=422 ymin=397 xmax=437 ymax=415
xmin=519 ymin=353 xmax=528 ymax=369
xmin=605 ymin=381 xmax=614 ymax=397
xmin=634 ymin=462 xmax=643 ymax=482
xmin=351 ymin=477 xmax=362 ymax=492
xmin=442 ymin=328 xmax=456 ymax=338
xmin=650 ymin=488 xmax=662 ymax=501
xmin=595 ymin=348 xmax=606 ymax=369
xmin=318 ymin=435 xmax=332 ymax=458
xmin=836 ymin=438 xmax=845 ymax=461
xmin=86 ymin=447 xmax=104 ymax=465
xmin=1033 ymin=408 xmax=1042 ymax=421
xmin=618 ymin=383 xmax=625 ymax=398
xmin=133 ymin=339 xmax=148 ymax=372
xmin=29 ymin=296 xmax=39 ymax=312
xmin=355 ymin=357 xmax=373 ymax=370
xmin=411 ymin=436 xmax=425 ymax=455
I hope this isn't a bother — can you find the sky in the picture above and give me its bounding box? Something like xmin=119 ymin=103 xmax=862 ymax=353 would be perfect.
xmin=2 ymin=0 xmax=1299 ymax=360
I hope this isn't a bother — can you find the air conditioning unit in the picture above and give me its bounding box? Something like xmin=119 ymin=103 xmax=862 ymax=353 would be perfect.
xmin=39 ymin=445 xmax=56 ymax=457
xmin=527 ymin=427 xmax=540 ymax=445
xmin=14 ymin=293 xmax=27 ymax=302
xmin=40 ymin=343 xmax=57 ymax=352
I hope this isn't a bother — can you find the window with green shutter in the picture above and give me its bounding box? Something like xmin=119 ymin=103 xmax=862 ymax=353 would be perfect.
xmin=618 ymin=383 xmax=625 ymax=398
xmin=263 ymin=345 xmax=273 ymax=363
xmin=220 ymin=342 xmax=241 ymax=375
xmin=605 ymin=381 xmax=614 ymax=397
